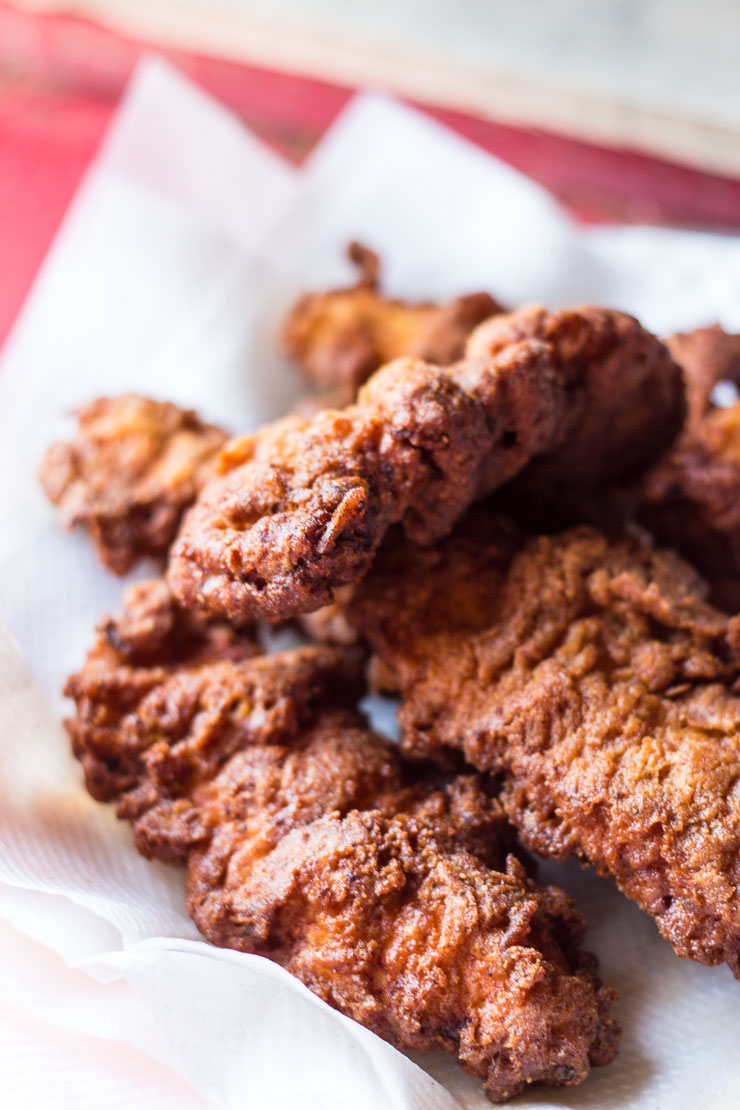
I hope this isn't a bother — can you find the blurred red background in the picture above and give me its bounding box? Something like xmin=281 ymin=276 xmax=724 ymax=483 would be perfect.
xmin=2 ymin=1 xmax=740 ymax=351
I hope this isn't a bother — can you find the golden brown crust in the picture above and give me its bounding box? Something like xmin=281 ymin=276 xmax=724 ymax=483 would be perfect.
xmin=166 ymin=350 xmax=537 ymax=622
xmin=282 ymin=241 xmax=503 ymax=404
xmin=348 ymin=514 xmax=740 ymax=975
xmin=188 ymin=780 xmax=618 ymax=1102
xmin=64 ymin=578 xmax=360 ymax=820
xmin=168 ymin=306 xmax=682 ymax=624
xmin=468 ymin=305 xmax=686 ymax=501
xmin=65 ymin=583 xmax=619 ymax=1102
xmin=40 ymin=395 xmax=227 ymax=574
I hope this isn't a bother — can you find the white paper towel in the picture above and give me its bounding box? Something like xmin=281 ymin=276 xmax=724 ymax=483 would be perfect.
xmin=2 ymin=57 xmax=740 ymax=1110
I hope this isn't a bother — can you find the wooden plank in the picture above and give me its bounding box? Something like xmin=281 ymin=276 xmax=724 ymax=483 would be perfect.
xmin=2 ymin=3 xmax=740 ymax=350
xmin=14 ymin=0 xmax=740 ymax=176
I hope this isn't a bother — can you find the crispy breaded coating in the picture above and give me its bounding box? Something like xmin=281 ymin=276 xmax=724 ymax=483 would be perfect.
xmin=169 ymin=306 xmax=682 ymax=623
xmin=65 ymin=577 xmax=361 ymax=822
xmin=188 ymin=758 xmax=618 ymax=1102
xmin=282 ymin=242 xmax=503 ymax=404
xmin=348 ymin=513 xmax=740 ymax=975
xmin=65 ymin=587 xmax=619 ymax=1102
xmin=467 ymin=306 xmax=686 ymax=501
xmin=40 ymin=395 xmax=227 ymax=574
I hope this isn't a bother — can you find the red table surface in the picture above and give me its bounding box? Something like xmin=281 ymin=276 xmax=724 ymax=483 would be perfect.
xmin=2 ymin=3 xmax=740 ymax=352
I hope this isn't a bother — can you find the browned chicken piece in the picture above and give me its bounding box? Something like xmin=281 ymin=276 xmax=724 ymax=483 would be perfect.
xmin=187 ymin=753 xmax=618 ymax=1103
xmin=348 ymin=511 xmax=740 ymax=976
xmin=665 ymin=324 xmax=740 ymax=434
xmin=467 ymin=306 xmax=685 ymax=505
xmin=168 ymin=306 xmax=683 ymax=624
xmin=65 ymin=585 xmax=619 ymax=1103
xmin=282 ymin=241 xmax=503 ymax=404
xmin=40 ymin=395 xmax=227 ymax=574
xmin=638 ymin=327 xmax=740 ymax=609
xmin=65 ymin=576 xmax=361 ymax=819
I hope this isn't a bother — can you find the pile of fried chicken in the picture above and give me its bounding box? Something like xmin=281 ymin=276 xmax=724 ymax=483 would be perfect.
xmin=41 ymin=243 xmax=740 ymax=1103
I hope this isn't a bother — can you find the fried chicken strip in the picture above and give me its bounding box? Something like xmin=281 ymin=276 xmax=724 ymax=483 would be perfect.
xmin=169 ymin=306 xmax=682 ymax=623
xmin=65 ymin=582 xmax=619 ymax=1102
xmin=348 ymin=512 xmax=740 ymax=975
xmin=187 ymin=763 xmax=618 ymax=1103
xmin=65 ymin=578 xmax=361 ymax=825
xmin=40 ymin=395 xmax=227 ymax=574
xmin=282 ymin=242 xmax=503 ymax=404
xmin=467 ymin=306 xmax=686 ymax=509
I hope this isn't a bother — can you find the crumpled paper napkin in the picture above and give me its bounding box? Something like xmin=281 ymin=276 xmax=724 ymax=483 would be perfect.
xmin=2 ymin=56 xmax=740 ymax=1110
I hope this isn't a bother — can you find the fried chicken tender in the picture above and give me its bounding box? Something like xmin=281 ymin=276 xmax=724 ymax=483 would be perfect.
xmin=40 ymin=395 xmax=227 ymax=574
xmin=169 ymin=306 xmax=682 ymax=623
xmin=638 ymin=327 xmax=740 ymax=609
xmin=65 ymin=577 xmax=360 ymax=821
xmin=282 ymin=242 xmax=503 ymax=404
xmin=467 ymin=306 xmax=686 ymax=503
xmin=348 ymin=512 xmax=740 ymax=975
xmin=65 ymin=584 xmax=619 ymax=1102
xmin=188 ymin=763 xmax=618 ymax=1103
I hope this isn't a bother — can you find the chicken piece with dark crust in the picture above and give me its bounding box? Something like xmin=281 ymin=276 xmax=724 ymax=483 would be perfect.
xmin=40 ymin=395 xmax=227 ymax=574
xmin=169 ymin=306 xmax=682 ymax=624
xmin=188 ymin=751 xmax=618 ymax=1103
xmin=282 ymin=242 xmax=503 ymax=405
xmin=66 ymin=584 xmax=619 ymax=1103
xmin=65 ymin=576 xmax=362 ymax=840
xmin=467 ymin=305 xmax=686 ymax=507
xmin=348 ymin=511 xmax=740 ymax=976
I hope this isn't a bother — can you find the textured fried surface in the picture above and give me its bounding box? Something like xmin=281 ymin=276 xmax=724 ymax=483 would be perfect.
xmin=639 ymin=327 xmax=740 ymax=609
xmin=468 ymin=305 xmax=686 ymax=505
xmin=282 ymin=242 xmax=502 ymax=404
xmin=349 ymin=513 xmax=740 ymax=975
xmin=66 ymin=585 xmax=618 ymax=1102
xmin=188 ymin=762 xmax=618 ymax=1102
xmin=64 ymin=578 xmax=361 ymax=832
xmin=169 ymin=306 xmax=682 ymax=623
xmin=40 ymin=395 xmax=227 ymax=574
